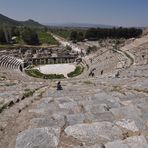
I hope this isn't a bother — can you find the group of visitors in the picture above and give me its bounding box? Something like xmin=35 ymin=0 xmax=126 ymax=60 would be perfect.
xmin=56 ymin=70 xmax=120 ymax=91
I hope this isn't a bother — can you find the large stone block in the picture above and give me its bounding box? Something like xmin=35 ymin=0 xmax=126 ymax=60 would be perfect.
xmin=16 ymin=127 xmax=61 ymax=148
xmin=105 ymin=136 xmax=148 ymax=148
xmin=65 ymin=122 xmax=122 ymax=144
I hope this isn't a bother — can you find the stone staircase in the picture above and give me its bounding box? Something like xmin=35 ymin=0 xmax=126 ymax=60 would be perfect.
xmin=14 ymin=79 xmax=148 ymax=148
xmin=0 ymin=55 xmax=23 ymax=70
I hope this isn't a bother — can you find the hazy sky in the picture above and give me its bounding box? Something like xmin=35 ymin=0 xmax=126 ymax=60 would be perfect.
xmin=0 ymin=0 xmax=148 ymax=27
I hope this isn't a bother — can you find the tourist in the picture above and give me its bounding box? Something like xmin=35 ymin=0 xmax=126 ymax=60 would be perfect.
xmin=142 ymin=55 xmax=145 ymax=59
xmin=57 ymin=81 xmax=63 ymax=90
xmin=101 ymin=70 xmax=103 ymax=75
xmin=115 ymin=71 xmax=120 ymax=78
xmin=89 ymin=72 xmax=92 ymax=77
xmin=91 ymin=72 xmax=94 ymax=77
xmin=19 ymin=65 xmax=23 ymax=72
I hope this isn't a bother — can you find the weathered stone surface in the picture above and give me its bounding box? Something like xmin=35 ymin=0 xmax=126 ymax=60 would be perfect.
xmin=85 ymin=144 xmax=102 ymax=148
xmin=105 ymin=140 xmax=129 ymax=148
xmin=92 ymin=93 xmax=121 ymax=108
xmin=66 ymin=112 xmax=97 ymax=125
xmin=76 ymin=144 xmax=102 ymax=148
xmin=84 ymin=103 xmax=110 ymax=113
xmin=110 ymin=105 xmax=142 ymax=119
xmin=37 ymin=98 xmax=59 ymax=111
xmin=30 ymin=114 xmax=65 ymax=128
xmin=105 ymin=136 xmax=148 ymax=148
xmin=16 ymin=127 xmax=61 ymax=148
xmin=59 ymin=101 xmax=77 ymax=110
xmin=137 ymin=102 xmax=148 ymax=113
xmin=115 ymin=119 xmax=139 ymax=132
xmin=120 ymin=100 xmax=132 ymax=106
xmin=29 ymin=108 xmax=45 ymax=114
xmin=125 ymin=136 xmax=148 ymax=148
xmin=29 ymin=99 xmax=60 ymax=114
xmin=66 ymin=113 xmax=85 ymax=125
xmin=64 ymin=122 xmax=122 ymax=143
xmin=93 ymin=112 xmax=115 ymax=122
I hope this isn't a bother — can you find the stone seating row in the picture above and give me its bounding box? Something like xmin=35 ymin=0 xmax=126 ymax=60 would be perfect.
xmin=15 ymin=82 xmax=148 ymax=148
xmin=0 ymin=55 xmax=23 ymax=71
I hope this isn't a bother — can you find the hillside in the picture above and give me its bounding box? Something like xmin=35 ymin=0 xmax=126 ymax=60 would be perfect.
xmin=0 ymin=13 xmax=44 ymax=27
xmin=0 ymin=14 xmax=20 ymax=26
xmin=21 ymin=19 xmax=44 ymax=27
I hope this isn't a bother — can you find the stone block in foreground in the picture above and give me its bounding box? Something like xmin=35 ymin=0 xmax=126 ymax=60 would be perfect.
xmin=105 ymin=136 xmax=148 ymax=148
xmin=15 ymin=127 xmax=61 ymax=148
xmin=64 ymin=121 xmax=123 ymax=144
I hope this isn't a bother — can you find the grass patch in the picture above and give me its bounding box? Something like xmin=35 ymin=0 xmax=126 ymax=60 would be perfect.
xmin=23 ymin=89 xmax=35 ymax=98
xmin=38 ymin=32 xmax=59 ymax=45
xmin=0 ymin=83 xmax=16 ymax=87
xmin=83 ymin=80 xmax=94 ymax=85
xmin=0 ymin=44 xmax=15 ymax=48
xmin=111 ymin=85 xmax=125 ymax=95
xmin=0 ymin=104 xmax=8 ymax=113
xmin=5 ymin=83 xmax=16 ymax=87
xmin=38 ymin=90 xmax=44 ymax=98
xmin=133 ymin=88 xmax=148 ymax=94
xmin=51 ymin=29 xmax=71 ymax=39
xmin=67 ymin=66 xmax=84 ymax=78
xmin=25 ymin=69 xmax=65 ymax=79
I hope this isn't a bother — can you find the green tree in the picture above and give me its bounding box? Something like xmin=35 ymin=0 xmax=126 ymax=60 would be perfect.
xmin=85 ymin=28 xmax=98 ymax=40
xmin=21 ymin=27 xmax=39 ymax=45
xmin=0 ymin=27 xmax=6 ymax=43
xmin=69 ymin=31 xmax=78 ymax=41
xmin=77 ymin=32 xmax=84 ymax=41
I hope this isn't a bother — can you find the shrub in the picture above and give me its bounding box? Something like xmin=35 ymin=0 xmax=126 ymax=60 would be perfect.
xmin=83 ymin=80 xmax=93 ymax=85
xmin=23 ymin=89 xmax=35 ymax=98
xmin=0 ymin=104 xmax=8 ymax=113
xmin=25 ymin=69 xmax=65 ymax=79
xmin=67 ymin=66 xmax=84 ymax=77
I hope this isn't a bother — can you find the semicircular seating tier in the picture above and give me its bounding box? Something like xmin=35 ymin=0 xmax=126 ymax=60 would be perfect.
xmin=0 ymin=55 xmax=23 ymax=71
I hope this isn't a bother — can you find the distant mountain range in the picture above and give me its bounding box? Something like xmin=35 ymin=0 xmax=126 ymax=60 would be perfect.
xmin=47 ymin=22 xmax=115 ymax=28
xmin=0 ymin=13 xmax=44 ymax=27
xmin=0 ymin=13 xmax=115 ymax=29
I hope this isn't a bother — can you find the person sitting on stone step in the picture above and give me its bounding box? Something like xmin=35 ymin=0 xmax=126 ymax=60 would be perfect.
xmin=57 ymin=81 xmax=63 ymax=90
xmin=115 ymin=71 xmax=120 ymax=78
xmin=101 ymin=70 xmax=103 ymax=75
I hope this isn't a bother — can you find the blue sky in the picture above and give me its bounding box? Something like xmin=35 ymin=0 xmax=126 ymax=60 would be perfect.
xmin=0 ymin=0 xmax=148 ymax=27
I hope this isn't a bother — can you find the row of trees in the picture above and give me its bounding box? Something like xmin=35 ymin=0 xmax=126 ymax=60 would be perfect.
xmin=0 ymin=25 xmax=19 ymax=43
xmin=0 ymin=25 xmax=143 ymax=44
xmin=85 ymin=27 xmax=142 ymax=40
xmin=0 ymin=25 xmax=39 ymax=45
xmin=69 ymin=27 xmax=143 ymax=42
xmin=69 ymin=31 xmax=84 ymax=42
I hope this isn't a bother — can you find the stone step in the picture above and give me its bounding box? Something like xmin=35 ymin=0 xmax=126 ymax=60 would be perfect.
xmin=105 ymin=135 xmax=148 ymax=148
